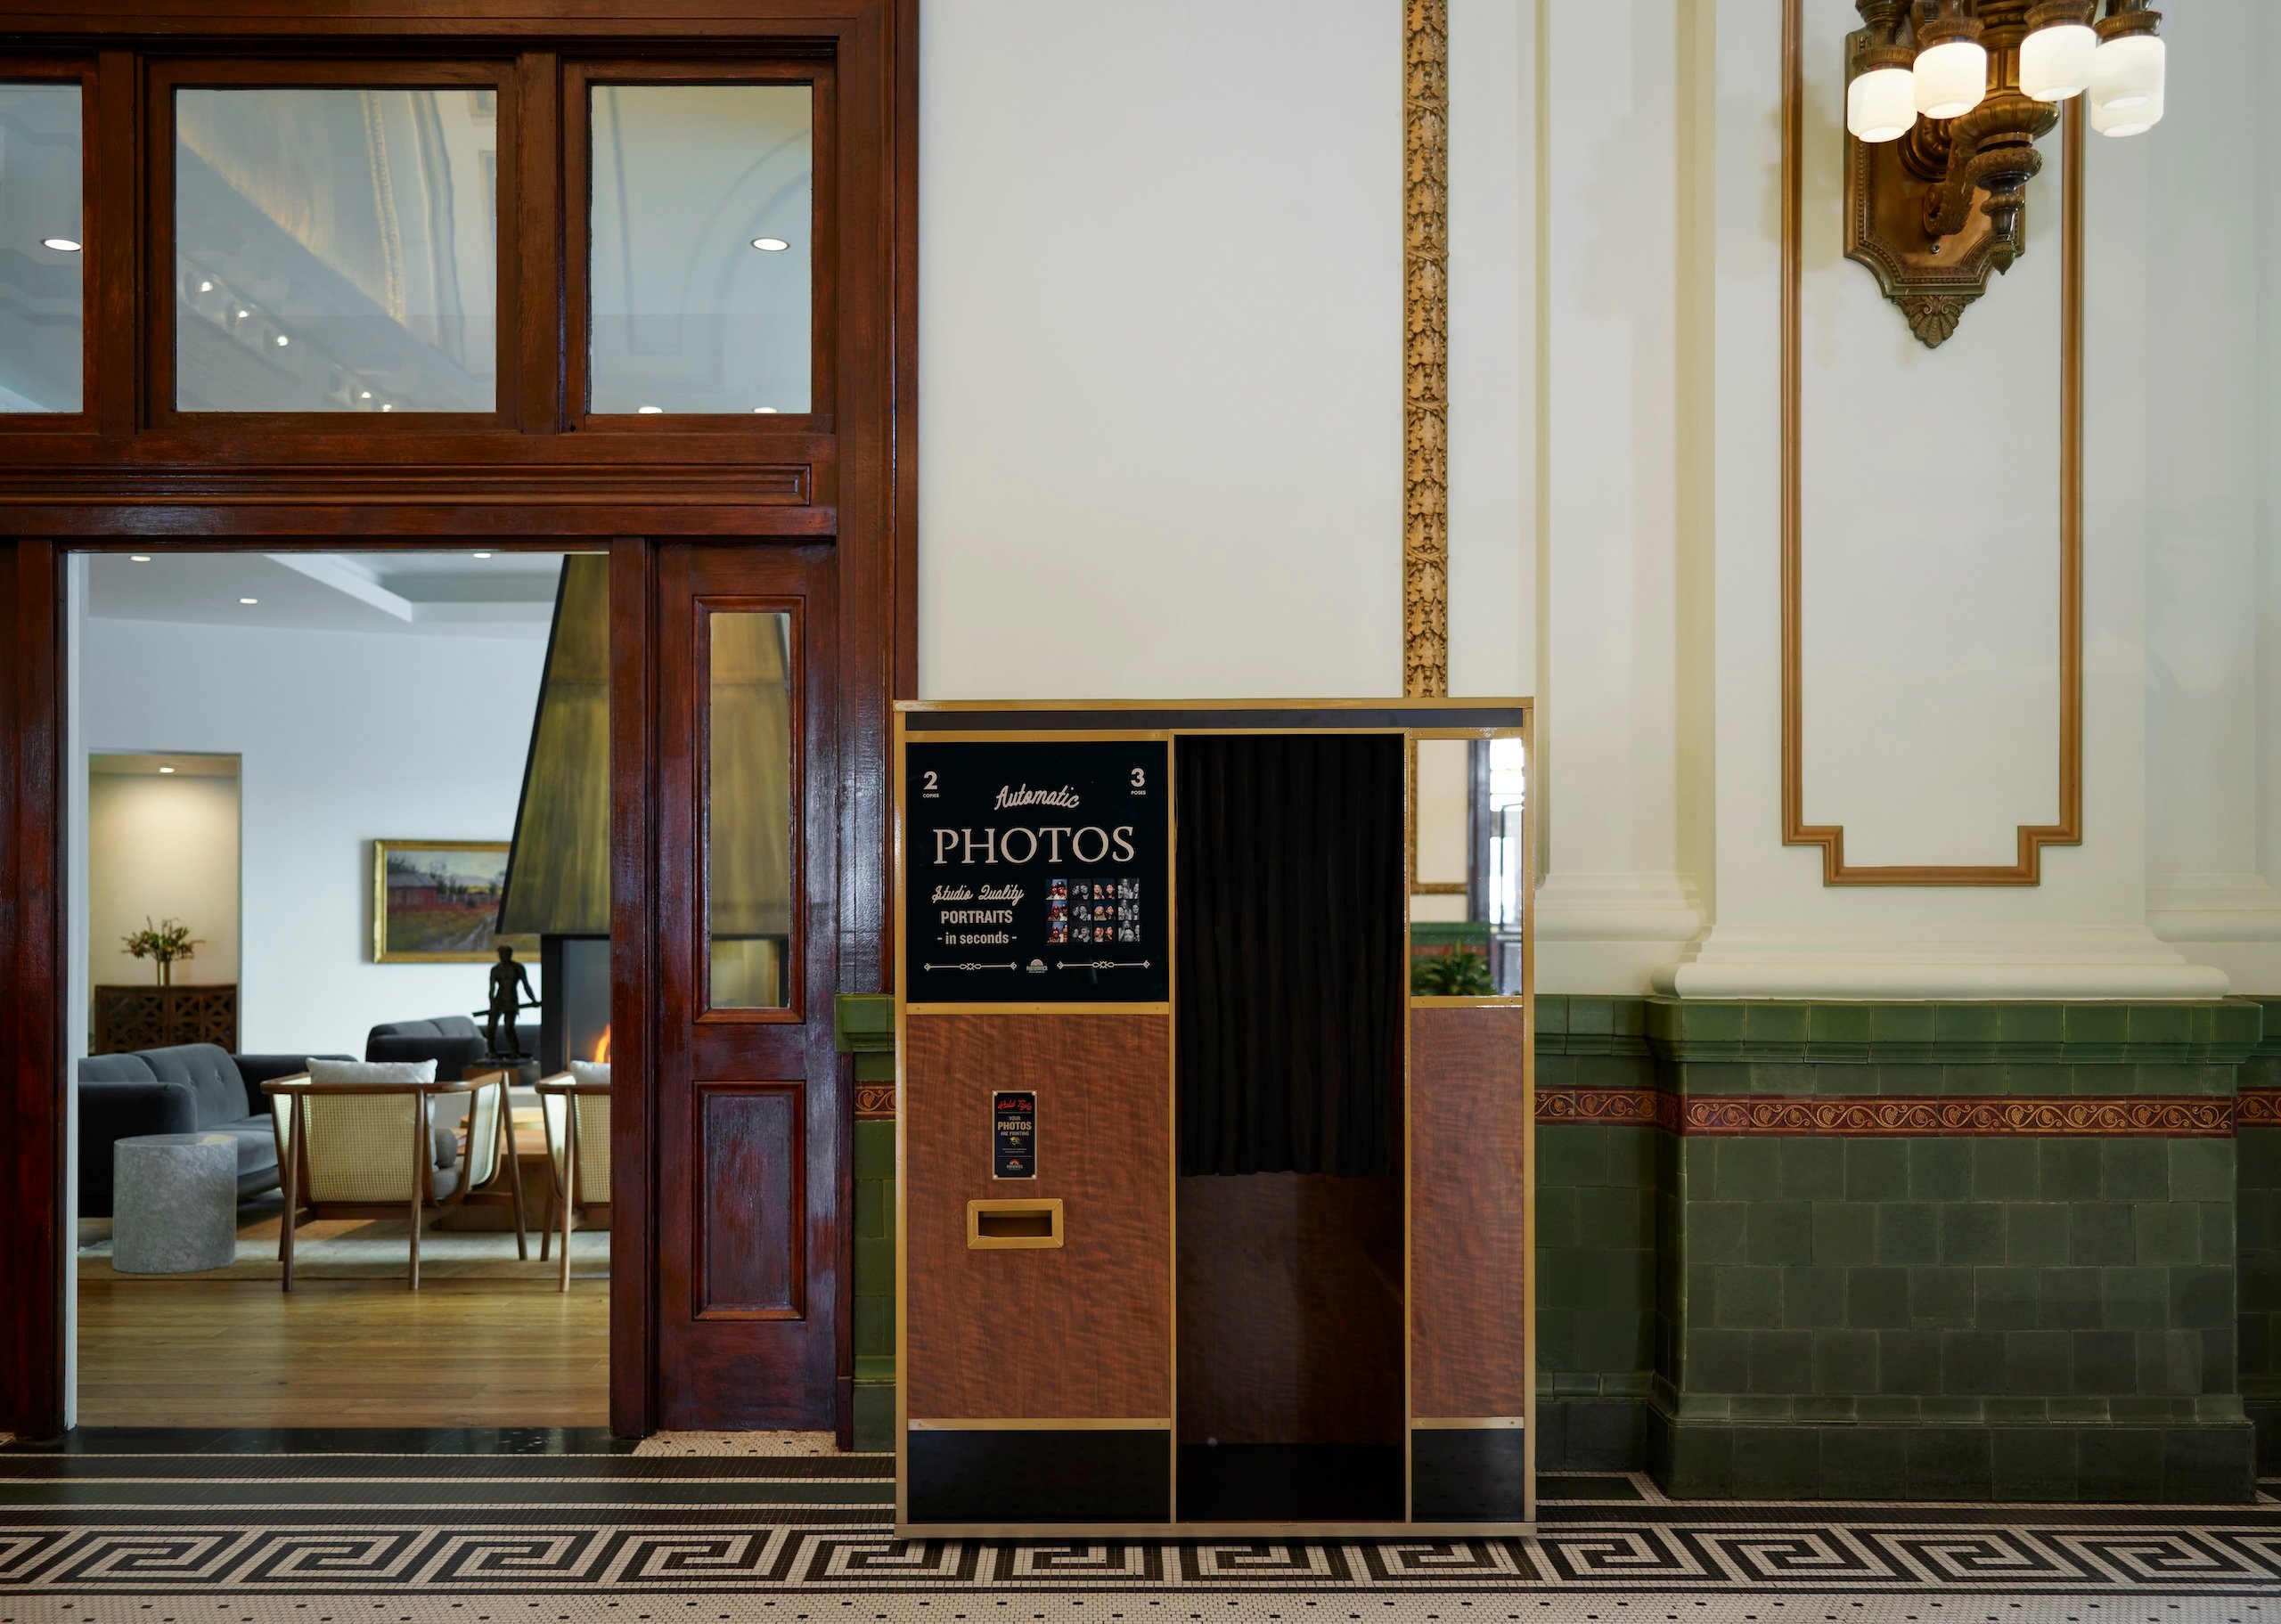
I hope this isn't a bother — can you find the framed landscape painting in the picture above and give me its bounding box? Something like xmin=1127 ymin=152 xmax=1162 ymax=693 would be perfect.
xmin=373 ymin=840 xmax=529 ymax=963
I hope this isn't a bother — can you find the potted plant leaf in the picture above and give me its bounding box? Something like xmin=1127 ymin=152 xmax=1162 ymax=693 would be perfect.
xmin=1410 ymin=946 xmax=1496 ymax=997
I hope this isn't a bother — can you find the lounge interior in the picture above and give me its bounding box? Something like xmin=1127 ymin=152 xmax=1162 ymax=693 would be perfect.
xmin=69 ymin=547 xmax=617 ymax=1429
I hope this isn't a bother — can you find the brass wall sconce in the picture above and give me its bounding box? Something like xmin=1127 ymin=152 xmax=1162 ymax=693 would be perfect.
xmin=1845 ymin=0 xmax=2166 ymax=347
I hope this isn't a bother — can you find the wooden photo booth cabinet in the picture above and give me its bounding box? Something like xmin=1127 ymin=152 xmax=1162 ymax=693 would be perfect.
xmin=894 ymin=700 xmax=1534 ymax=1537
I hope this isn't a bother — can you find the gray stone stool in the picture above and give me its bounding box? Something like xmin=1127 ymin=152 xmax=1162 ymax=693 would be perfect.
xmin=112 ymin=1132 xmax=239 ymax=1274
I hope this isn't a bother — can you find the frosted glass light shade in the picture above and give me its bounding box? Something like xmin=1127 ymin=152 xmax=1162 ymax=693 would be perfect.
xmin=2091 ymin=85 xmax=2162 ymax=137
xmin=1913 ymin=38 xmax=1988 ymax=119
xmin=1847 ymin=67 xmax=1917 ymax=142
xmin=2089 ymin=31 xmax=2164 ymax=116
xmin=2020 ymin=22 xmax=2097 ymax=101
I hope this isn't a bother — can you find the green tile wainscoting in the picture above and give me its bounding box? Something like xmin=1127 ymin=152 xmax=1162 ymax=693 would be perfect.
xmin=834 ymin=992 xmax=2281 ymax=1500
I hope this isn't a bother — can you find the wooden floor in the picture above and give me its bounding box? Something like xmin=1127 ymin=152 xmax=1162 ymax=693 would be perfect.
xmin=77 ymin=1276 xmax=609 ymax=1428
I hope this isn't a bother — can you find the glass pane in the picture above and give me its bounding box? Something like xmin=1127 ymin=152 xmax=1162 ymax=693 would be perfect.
xmin=1484 ymin=736 xmax=1526 ymax=993
xmin=0 ymin=83 xmax=83 ymax=413
xmin=174 ymin=87 xmax=500 ymax=412
xmin=589 ymin=84 xmax=812 ymax=415
xmin=707 ymin=610 xmax=795 ymax=1010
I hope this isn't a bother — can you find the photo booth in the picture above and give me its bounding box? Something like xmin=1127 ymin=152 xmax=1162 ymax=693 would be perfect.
xmin=894 ymin=700 xmax=1534 ymax=1536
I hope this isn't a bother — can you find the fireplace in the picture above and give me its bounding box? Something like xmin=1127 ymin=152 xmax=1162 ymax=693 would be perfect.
xmin=541 ymin=934 xmax=610 ymax=1074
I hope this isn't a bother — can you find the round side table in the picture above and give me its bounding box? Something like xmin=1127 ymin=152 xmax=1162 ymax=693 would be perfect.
xmin=112 ymin=1132 xmax=240 ymax=1274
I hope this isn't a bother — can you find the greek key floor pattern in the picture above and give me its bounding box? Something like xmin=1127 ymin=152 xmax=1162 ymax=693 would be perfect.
xmin=0 ymin=1434 xmax=2276 ymax=1624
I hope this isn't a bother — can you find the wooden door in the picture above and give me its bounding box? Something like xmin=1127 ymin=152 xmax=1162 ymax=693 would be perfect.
xmin=653 ymin=541 xmax=842 ymax=1429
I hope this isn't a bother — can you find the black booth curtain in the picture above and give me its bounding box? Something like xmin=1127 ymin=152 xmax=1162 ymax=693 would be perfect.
xmin=1175 ymin=733 xmax=1403 ymax=1179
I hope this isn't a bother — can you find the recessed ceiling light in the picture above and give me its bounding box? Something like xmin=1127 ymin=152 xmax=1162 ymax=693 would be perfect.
xmin=274 ymin=334 xmax=290 ymax=347
xmin=636 ymin=405 xmax=664 ymax=414
xmin=359 ymin=390 xmax=372 ymax=400
xmin=239 ymin=597 xmax=258 ymax=605
xmin=42 ymin=237 xmax=80 ymax=253
xmin=198 ymin=280 xmax=214 ymax=293
xmin=472 ymin=551 xmax=494 ymax=559
xmin=753 ymin=406 xmax=778 ymax=413
xmin=235 ymin=308 xmax=249 ymax=321
xmin=750 ymin=236 xmax=789 ymax=252
xmin=158 ymin=765 xmax=176 ymax=774
xmin=380 ymin=403 xmax=393 ymax=412
xmin=129 ymin=554 xmax=151 ymax=562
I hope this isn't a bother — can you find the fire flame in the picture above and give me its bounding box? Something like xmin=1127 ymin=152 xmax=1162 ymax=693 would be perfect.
xmin=593 ymin=1025 xmax=611 ymax=1065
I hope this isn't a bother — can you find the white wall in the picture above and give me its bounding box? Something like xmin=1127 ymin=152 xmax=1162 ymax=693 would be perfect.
xmin=916 ymin=0 xmax=1403 ymax=699
xmin=2140 ymin=0 xmax=2281 ymax=990
xmin=916 ymin=0 xmax=2276 ymax=997
xmin=79 ymin=617 xmax=545 ymax=1054
xmin=87 ymin=769 xmax=241 ymax=990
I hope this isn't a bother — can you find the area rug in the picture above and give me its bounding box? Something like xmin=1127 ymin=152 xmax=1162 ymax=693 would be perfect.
xmin=77 ymin=1219 xmax=608 ymax=1282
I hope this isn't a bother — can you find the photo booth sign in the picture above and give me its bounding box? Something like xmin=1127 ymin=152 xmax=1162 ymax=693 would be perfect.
xmin=903 ymin=739 xmax=1170 ymax=1005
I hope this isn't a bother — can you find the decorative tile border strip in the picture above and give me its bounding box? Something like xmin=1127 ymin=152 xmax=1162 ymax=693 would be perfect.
xmin=1538 ymin=1086 xmax=2236 ymax=1138
xmin=2239 ymin=1087 xmax=2281 ymax=1128
xmin=863 ymin=1085 xmax=2254 ymax=1133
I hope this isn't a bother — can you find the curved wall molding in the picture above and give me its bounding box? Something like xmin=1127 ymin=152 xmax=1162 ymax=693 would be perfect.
xmin=1778 ymin=0 xmax=2084 ymax=885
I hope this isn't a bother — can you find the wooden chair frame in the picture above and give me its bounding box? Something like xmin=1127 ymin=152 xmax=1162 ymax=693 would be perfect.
xmin=264 ymin=1072 xmax=527 ymax=1291
xmin=536 ymin=1074 xmax=610 ymax=1292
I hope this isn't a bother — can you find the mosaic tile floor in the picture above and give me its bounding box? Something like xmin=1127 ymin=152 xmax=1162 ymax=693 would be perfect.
xmin=0 ymin=1432 xmax=2274 ymax=1624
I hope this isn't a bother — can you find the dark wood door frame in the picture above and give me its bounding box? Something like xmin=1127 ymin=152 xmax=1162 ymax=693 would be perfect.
xmin=0 ymin=0 xmax=916 ymax=1443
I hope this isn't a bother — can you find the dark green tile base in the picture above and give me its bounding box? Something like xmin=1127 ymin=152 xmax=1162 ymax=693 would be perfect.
xmin=1648 ymin=1408 xmax=2253 ymax=1503
xmin=1538 ymin=1396 xmax=1649 ymax=1471
xmin=2246 ymin=1397 xmax=2281 ymax=1478
xmin=852 ymin=1382 xmax=895 ymax=1454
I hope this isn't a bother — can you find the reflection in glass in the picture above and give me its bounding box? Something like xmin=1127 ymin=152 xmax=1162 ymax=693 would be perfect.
xmin=707 ymin=611 xmax=795 ymax=1009
xmin=1483 ymin=737 xmax=1527 ymax=993
xmin=589 ymin=84 xmax=812 ymax=415
xmin=0 ymin=84 xmax=83 ymax=412
xmin=174 ymin=87 xmax=499 ymax=412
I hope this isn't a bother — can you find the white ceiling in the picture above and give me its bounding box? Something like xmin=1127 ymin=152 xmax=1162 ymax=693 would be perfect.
xmin=85 ymin=550 xmax=583 ymax=639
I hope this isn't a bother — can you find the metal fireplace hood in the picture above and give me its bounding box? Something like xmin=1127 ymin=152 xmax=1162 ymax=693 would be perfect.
xmin=499 ymin=554 xmax=609 ymax=938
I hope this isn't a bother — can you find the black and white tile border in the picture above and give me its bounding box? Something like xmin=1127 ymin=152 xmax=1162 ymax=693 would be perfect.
xmin=4 ymin=1522 xmax=2281 ymax=1596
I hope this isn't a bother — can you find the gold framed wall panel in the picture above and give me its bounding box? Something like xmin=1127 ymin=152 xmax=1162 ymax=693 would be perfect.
xmin=1778 ymin=0 xmax=2083 ymax=885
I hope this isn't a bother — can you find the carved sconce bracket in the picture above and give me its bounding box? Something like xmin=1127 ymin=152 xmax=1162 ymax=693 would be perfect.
xmin=1844 ymin=0 xmax=2064 ymax=347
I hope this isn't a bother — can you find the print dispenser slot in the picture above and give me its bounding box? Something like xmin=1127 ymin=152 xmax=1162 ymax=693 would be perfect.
xmin=894 ymin=700 xmax=1536 ymax=1539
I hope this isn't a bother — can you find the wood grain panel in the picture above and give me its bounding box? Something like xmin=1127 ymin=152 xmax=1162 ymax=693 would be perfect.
xmin=697 ymin=1084 xmax=804 ymax=1318
xmin=1174 ymin=1171 xmax=1403 ymax=1446
xmin=903 ymin=1014 xmax=1169 ymax=1419
xmin=1410 ymin=1002 xmax=1529 ymax=1418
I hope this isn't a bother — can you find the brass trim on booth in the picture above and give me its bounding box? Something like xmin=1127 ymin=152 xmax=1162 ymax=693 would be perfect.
xmin=903 ymin=1521 xmax=1533 ymax=1540
xmin=906 ymin=1416 xmax=1170 ymax=1432
xmin=896 ymin=699 xmax=1527 ymax=714
xmin=966 ymin=1197 xmax=1062 ymax=1249
xmin=1412 ymin=1416 xmax=1526 ymax=1429
xmin=905 ymin=1002 xmax=1170 ymax=1017
xmin=893 ymin=700 xmax=1536 ymax=1535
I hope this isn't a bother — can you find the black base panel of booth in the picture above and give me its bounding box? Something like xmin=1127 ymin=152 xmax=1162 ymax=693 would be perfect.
xmin=1410 ymin=1427 xmax=1528 ymax=1521
xmin=1175 ymin=1443 xmax=1405 ymax=1523
xmin=905 ymin=1429 xmax=1171 ymax=1526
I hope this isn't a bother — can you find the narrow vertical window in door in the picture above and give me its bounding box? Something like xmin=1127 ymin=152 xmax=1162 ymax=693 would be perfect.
xmin=705 ymin=609 xmax=796 ymax=1012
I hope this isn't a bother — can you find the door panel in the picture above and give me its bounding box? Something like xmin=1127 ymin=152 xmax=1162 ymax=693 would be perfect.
xmin=656 ymin=542 xmax=840 ymax=1428
xmin=698 ymin=1082 xmax=805 ymax=1319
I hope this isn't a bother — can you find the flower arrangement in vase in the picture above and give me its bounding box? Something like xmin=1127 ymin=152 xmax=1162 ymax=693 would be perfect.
xmin=122 ymin=917 xmax=203 ymax=987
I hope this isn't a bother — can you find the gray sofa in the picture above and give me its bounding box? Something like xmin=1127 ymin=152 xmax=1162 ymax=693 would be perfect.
xmin=77 ymin=1044 xmax=345 ymax=1218
xmin=366 ymin=1014 xmax=488 ymax=1077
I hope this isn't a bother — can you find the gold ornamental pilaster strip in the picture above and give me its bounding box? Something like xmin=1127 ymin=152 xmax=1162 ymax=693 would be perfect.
xmin=1403 ymin=0 xmax=1449 ymax=699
